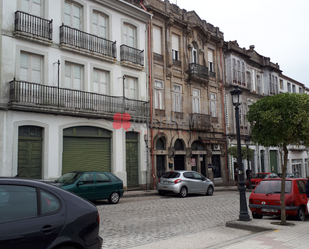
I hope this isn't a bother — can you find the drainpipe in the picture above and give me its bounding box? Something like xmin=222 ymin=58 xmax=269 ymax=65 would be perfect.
xmin=140 ymin=0 xmax=155 ymax=189
xmin=220 ymin=48 xmax=229 ymax=185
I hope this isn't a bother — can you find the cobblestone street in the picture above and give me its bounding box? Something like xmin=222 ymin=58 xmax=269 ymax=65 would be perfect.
xmin=96 ymin=191 xmax=251 ymax=248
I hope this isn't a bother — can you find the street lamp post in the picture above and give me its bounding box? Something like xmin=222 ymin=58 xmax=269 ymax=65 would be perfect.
xmin=230 ymin=86 xmax=251 ymax=221
xmin=245 ymin=139 xmax=252 ymax=189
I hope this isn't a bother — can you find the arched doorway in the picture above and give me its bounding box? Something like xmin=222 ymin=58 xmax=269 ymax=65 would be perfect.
xmin=62 ymin=126 xmax=111 ymax=174
xmin=156 ymin=137 xmax=166 ymax=178
xmin=18 ymin=126 xmax=43 ymax=179
xmin=174 ymin=139 xmax=185 ymax=170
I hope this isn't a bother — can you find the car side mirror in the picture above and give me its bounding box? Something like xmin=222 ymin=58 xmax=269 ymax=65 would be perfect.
xmin=77 ymin=181 xmax=84 ymax=186
xmin=201 ymin=177 xmax=206 ymax=181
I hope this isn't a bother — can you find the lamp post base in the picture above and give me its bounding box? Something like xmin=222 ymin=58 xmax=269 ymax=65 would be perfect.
xmin=239 ymin=213 xmax=251 ymax=221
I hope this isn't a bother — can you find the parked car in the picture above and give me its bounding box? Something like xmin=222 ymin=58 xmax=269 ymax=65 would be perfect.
xmin=0 ymin=177 xmax=103 ymax=249
xmin=157 ymin=170 xmax=214 ymax=197
xmin=55 ymin=171 xmax=124 ymax=204
xmin=246 ymin=172 xmax=279 ymax=188
xmin=249 ymin=178 xmax=308 ymax=221
xmin=277 ymin=173 xmax=295 ymax=178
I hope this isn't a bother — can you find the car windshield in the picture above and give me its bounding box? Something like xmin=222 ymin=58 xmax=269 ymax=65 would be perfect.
xmin=254 ymin=180 xmax=292 ymax=194
xmin=56 ymin=172 xmax=83 ymax=186
xmin=252 ymin=173 xmax=268 ymax=179
xmin=161 ymin=172 xmax=180 ymax=178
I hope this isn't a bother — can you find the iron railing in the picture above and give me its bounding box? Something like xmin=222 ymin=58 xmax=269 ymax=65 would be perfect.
xmin=15 ymin=11 xmax=53 ymax=40
xmin=120 ymin=45 xmax=144 ymax=66
xmin=188 ymin=63 xmax=208 ymax=79
xmin=60 ymin=25 xmax=116 ymax=58
xmin=9 ymin=79 xmax=149 ymax=117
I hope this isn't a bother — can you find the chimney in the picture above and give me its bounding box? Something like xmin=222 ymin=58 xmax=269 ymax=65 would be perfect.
xmin=249 ymin=45 xmax=255 ymax=51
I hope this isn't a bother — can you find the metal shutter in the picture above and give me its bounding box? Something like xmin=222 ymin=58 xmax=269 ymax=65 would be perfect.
xmin=62 ymin=137 xmax=111 ymax=174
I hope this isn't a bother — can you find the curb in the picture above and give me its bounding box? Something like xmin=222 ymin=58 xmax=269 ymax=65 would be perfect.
xmin=225 ymin=220 xmax=274 ymax=233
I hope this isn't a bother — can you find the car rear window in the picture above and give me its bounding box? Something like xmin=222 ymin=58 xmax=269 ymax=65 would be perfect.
xmin=254 ymin=180 xmax=292 ymax=194
xmin=108 ymin=173 xmax=122 ymax=182
xmin=252 ymin=173 xmax=268 ymax=179
xmin=162 ymin=172 xmax=180 ymax=178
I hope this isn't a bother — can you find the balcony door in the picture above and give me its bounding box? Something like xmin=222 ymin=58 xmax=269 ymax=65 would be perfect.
xmin=126 ymin=132 xmax=139 ymax=187
xmin=21 ymin=0 xmax=43 ymax=17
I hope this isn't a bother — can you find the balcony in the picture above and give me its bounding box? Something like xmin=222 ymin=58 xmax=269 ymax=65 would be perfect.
xmin=60 ymin=25 xmax=116 ymax=61
xmin=189 ymin=113 xmax=211 ymax=131
xmin=120 ymin=45 xmax=144 ymax=68
xmin=14 ymin=11 xmax=52 ymax=44
xmin=9 ymin=79 xmax=149 ymax=121
xmin=188 ymin=63 xmax=208 ymax=84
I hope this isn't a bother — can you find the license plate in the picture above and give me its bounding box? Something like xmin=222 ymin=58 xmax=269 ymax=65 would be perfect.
xmin=261 ymin=208 xmax=278 ymax=213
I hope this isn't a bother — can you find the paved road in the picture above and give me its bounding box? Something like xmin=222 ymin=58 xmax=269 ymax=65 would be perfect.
xmin=96 ymin=191 xmax=252 ymax=249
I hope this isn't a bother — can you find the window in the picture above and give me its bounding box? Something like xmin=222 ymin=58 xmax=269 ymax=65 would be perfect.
xmin=0 ymin=185 xmax=37 ymax=223
xmin=274 ymin=77 xmax=278 ymax=94
xmin=40 ymin=190 xmax=60 ymax=214
xmin=237 ymin=60 xmax=240 ymax=83
xmin=125 ymin=77 xmax=137 ymax=99
xmin=192 ymin=48 xmax=197 ymax=63
xmin=92 ymin=11 xmax=107 ymax=39
xmin=299 ymin=87 xmax=303 ymax=94
xmin=243 ymin=103 xmax=247 ymax=125
xmin=232 ymin=59 xmax=236 ymax=82
xmin=183 ymin=172 xmax=194 ymax=179
xmin=210 ymin=93 xmax=217 ymax=117
xmin=256 ymin=75 xmax=261 ymax=93
xmin=241 ymin=62 xmax=245 ymax=84
xmin=79 ymin=172 xmax=94 ymax=184
xmin=173 ymin=84 xmax=182 ymax=112
xmin=239 ymin=106 xmax=242 ymax=125
xmin=123 ymin=23 xmax=136 ymax=47
xmin=292 ymin=85 xmax=296 ymax=93
xmin=64 ymin=1 xmax=82 ymax=29
xmin=21 ymin=0 xmax=42 ymax=16
xmin=246 ymin=72 xmax=251 ymax=89
xmin=155 ymin=80 xmax=164 ymax=110
xmin=93 ymin=69 xmax=108 ymax=95
xmin=65 ymin=62 xmax=82 ymax=90
xmin=297 ymin=180 xmax=306 ymax=195
xmin=280 ymin=79 xmax=283 ymax=90
xmin=287 ymin=83 xmax=291 ymax=93
xmin=192 ymin=89 xmax=200 ymax=113
xmin=96 ymin=172 xmax=110 ymax=183
xmin=208 ymin=50 xmax=214 ymax=72
xmin=20 ymin=52 xmax=42 ymax=83
xmin=153 ymin=26 xmax=161 ymax=54
xmin=172 ymin=34 xmax=179 ymax=61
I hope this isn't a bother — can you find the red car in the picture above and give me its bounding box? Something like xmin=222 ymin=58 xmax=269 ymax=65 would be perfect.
xmin=249 ymin=178 xmax=308 ymax=221
xmin=246 ymin=172 xmax=278 ymax=188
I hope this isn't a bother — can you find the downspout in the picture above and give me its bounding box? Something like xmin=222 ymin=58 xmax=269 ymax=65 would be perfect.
xmin=220 ymin=48 xmax=229 ymax=184
xmin=140 ymin=0 xmax=155 ymax=189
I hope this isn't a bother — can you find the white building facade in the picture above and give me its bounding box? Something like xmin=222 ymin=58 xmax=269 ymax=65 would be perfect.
xmin=0 ymin=0 xmax=152 ymax=189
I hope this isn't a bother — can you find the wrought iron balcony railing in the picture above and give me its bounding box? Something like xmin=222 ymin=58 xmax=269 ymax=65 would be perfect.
xmin=188 ymin=63 xmax=208 ymax=81
xmin=15 ymin=11 xmax=53 ymax=40
xmin=60 ymin=25 xmax=116 ymax=58
xmin=9 ymin=79 xmax=149 ymax=119
xmin=120 ymin=45 xmax=144 ymax=66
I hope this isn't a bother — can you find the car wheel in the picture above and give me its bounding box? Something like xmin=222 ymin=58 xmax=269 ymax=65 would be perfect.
xmin=56 ymin=246 xmax=76 ymax=249
xmin=108 ymin=192 xmax=120 ymax=204
xmin=206 ymin=186 xmax=214 ymax=196
xmin=179 ymin=187 xmax=187 ymax=198
xmin=252 ymin=213 xmax=263 ymax=219
xmin=296 ymin=207 xmax=305 ymax=221
xmin=159 ymin=190 xmax=166 ymax=196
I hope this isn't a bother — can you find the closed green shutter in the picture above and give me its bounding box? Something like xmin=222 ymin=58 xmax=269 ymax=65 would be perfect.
xmin=270 ymin=150 xmax=277 ymax=173
xmin=62 ymin=137 xmax=111 ymax=174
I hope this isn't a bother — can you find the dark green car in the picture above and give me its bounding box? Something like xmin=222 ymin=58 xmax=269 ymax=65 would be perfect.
xmin=55 ymin=171 xmax=124 ymax=204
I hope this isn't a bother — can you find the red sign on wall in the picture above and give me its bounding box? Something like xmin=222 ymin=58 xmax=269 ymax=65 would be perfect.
xmin=191 ymin=158 xmax=196 ymax=166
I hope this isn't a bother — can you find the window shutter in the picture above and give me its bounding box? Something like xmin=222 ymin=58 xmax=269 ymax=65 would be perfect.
xmin=128 ymin=26 xmax=134 ymax=47
xmin=20 ymin=53 xmax=29 ymax=81
xmin=129 ymin=78 xmax=136 ymax=99
xmin=123 ymin=25 xmax=127 ymax=45
xmin=99 ymin=14 xmax=106 ymax=38
xmin=153 ymin=27 xmax=161 ymax=54
xmin=155 ymin=90 xmax=159 ymax=109
xmin=93 ymin=70 xmax=98 ymax=92
xmin=92 ymin=13 xmax=98 ymax=36
xmin=64 ymin=2 xmax=71 ymax=26
xmin=65 ymin=64 xmax=71 ymax=88
xmin=100 ymin=71 xmax=107 ymax=94
xmin=31 ymin=55 xmax=41 ymax=84
xmin=73 ymin=65 xmax=81 ymax=90
xmin=172 ymin=35 xmax=179 ymax=51
xmin=73 ymin=5 xmax=81 ymax=29
xmin=21 ymin=0 xmax=29 ymax=13
xmin=32 ymin=0 xmax=42 ymax=17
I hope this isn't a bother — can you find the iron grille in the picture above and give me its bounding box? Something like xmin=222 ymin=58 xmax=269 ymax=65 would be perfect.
xmin=120 ymin=45 xmax=144 ymax=66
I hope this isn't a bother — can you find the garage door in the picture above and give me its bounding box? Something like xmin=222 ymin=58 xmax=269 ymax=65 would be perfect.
xmin=62 ymin=127 xmax=111 ymax=174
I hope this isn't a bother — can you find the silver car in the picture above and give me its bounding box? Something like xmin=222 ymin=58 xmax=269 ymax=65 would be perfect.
xmin=157 ymin=170 xmax=214 ymax=197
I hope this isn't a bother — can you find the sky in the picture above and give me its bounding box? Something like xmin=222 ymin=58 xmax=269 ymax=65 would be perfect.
xmin=170 ymin=0 xmax=309 ymax=87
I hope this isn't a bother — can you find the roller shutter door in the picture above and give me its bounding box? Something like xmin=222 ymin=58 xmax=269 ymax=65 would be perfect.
xmin=62 ymin=137 xmax=111 ymax=174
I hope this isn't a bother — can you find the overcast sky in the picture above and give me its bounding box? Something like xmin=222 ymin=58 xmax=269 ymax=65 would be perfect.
xmin=171 ymin=0 xmax=309 ymax=87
